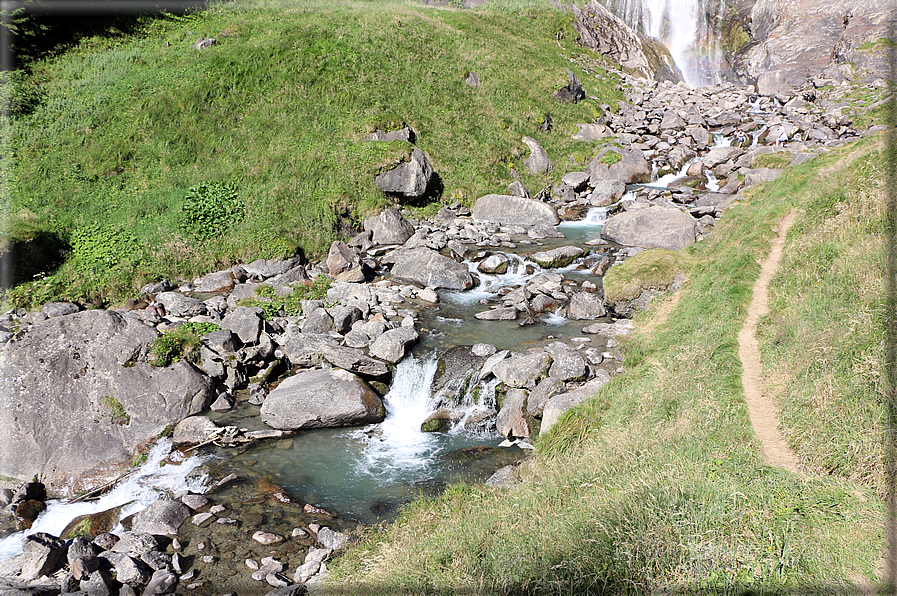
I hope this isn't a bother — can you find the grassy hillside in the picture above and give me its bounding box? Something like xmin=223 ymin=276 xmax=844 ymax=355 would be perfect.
xmin=1 ymin=0 xmax=621 ymax=307
xmin=326 ymin=135 xmax=891 ymax=593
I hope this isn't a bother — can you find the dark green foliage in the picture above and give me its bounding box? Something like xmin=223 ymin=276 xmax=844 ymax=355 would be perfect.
xmin=179 ymin=182 xmax=244 ymax=241
xmin=70 ymin=224 xmax=143 ymax=274
xmin=150 ymin=321 xmax=221 ymax=367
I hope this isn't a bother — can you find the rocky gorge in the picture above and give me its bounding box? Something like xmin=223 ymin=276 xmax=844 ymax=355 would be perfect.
xmin=0 ymin=1 xmax=891 ymax=594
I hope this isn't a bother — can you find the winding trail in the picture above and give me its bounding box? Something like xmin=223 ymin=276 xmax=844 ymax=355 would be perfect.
xmin=736 ymin=210 xmax=801 ymax=473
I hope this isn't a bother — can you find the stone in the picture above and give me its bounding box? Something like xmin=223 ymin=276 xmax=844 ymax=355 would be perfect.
xmin=220 ymin=307 xmax=263 ymax=345
xmin=328 ymin=305 xmax=363 ymax=335
xmin=365 ymin=126 xmax=413 ymax=142
xmin=526 ymin=376 xmax=563 ymax=417
xmin=587 ymin=179 xmax=626 ymax=206
xmin=529 ymin=246 xmax=583 ymax=269
xmin=0 ymin=310 xmax=212 ymax=492
xmin=554 ymin=69 xmax=585 ymax=103
xmin=521 ymin=136 xmax=551 ymax=174
xmin=260 ymin=368 xmax=385 ymax=430
xmin=142 ymin=569 xmax=178 ymax=595
xmin=294 ymin=560 xmax=320 ymax=584
xmin=474 ymin=307 xmax=518 ymax=321
xmin=364 ymin=207 xmax=415 ymax=246
xmin=492 ymin=352 xmax=552 ymax=389
xmin=587 ymin=147 xmax=652 ymax=185
xmin=191 ymin=512 xmax=214 ymax=526
xmin=567 ymin=292 xmax=606 ymax=320
xmin=100 ymin=551 xmax=152 ymax=586
xmin=302 ymin=307 xmax=333 ymax=335
xmin=326 ymin=241 xmax=362 ymax=278
xmin=541 ymin=371 xmax=612 ymax=434
xmin=182 ymin=494 xmax=208 ymax=510
xmin=192 ymin=270 xmax=234 ymax=293
xmin=279 ymin=332 xmax=389 ymax=377
xmin=507 ymin=180 xmax=530 ymax=198
xmin=252 ymin=531 xmax=285 ymax=545
xmin=201 ymin=329 xmax=239 ymax=354
xmin=41 ymin=301 xmax=80 ymax=318
xmin=155 ymin=292 xmax=207 ymax=318
xmin=390 ymin=247 xmax=474 ymax=290
xmin=472 ymin=194 xmax=559 ymax=227
xmin=172 ymin=416 xmax=219 ymax=446
xmin=496 ymin=389 xmax=529 ymax=439
xmin=471 ymin=343 xmax=497 ymax=357
xmin=374 ymin=147 xmax=433 ymax=200
xmin=317 ymin=527 xmax=349 ymax=551
xmin=601 ymin=206 xmax=696 ymax=250
xmin=545 ymin=342 xmax=586 ymax=381
xmin=477 ymin=254 xmax=509 ymax=274
xmin=209 ymin=392 xmax=234 ymax=412
xmin=19 ymin=532 xmax=67 ymax=581
xmin=486 ymin=464 xmax=520 ymax=489
xmin=131 ymin=500 xmax=191 ymax=535
xmin=368 ymin=326 xmax=419 ymax=363
xmin=242 ymin=257 xmax=300 ymax=280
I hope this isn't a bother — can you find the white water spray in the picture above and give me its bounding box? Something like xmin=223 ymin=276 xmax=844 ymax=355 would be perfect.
xmin=604 ymin=0 xmax=724 ymax=87
xmin=0 ymin=439 xmax=209 ymax=561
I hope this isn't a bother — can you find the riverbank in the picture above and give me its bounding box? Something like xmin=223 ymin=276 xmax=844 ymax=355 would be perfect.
xmin=325 ymin=132 xmax=891 ymax=593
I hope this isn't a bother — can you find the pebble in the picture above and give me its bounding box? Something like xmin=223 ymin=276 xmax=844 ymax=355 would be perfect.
xmin=180 ymin=570 xmax=195 ymax=581
xmin=182 ymin=494 xmax=209 ymax=510
xmin=291 ymin=528 xmax=307 ymax=538
xmin=245 ymin=559 xmax=260 ymax=571
xmin=216 ymin=517 xmax=238 ymax=525
xmin=210 ymin=504 xmax=226 ymax=514
xmin=252 ymin=531 xmax=285 ymax=545
xmin=192 ymin=512 xmax=215 ymax=526
xmin=202 ymin=555 xmax=216 ymax=564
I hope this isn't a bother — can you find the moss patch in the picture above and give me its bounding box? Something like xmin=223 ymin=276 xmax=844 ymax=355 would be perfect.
xmin=603 ymin=249 xmax=690 ymax=303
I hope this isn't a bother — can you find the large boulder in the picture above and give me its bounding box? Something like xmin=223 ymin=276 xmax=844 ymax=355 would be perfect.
xmin=492 ymin=352 xmax=552 ymax=390
xmin=472 ymin=194 xmax=559 ymax=227
xmin=280 ymin=331 xmax=389 ymax=377
xmin=364 ymin=207 xmax=415 ymax=246
xmin=540 ymin=371 xmax=611 ymax=435
xmin=390 ymin=247 xmax=474 ymax=290
xmin=260 ymin=368 xmax=385 ymax=430
xmin=601 ymin=206 xmax=696 ymax=250
xmin=155 ymin=291 xmax=207 ymax=318
xmin=0 ymin=310 xmax=212 ymax=494
xmin=131 ymin=500 xmax=191 ymax=536
xmin=587 ymin=147 xmax=652 ymax=184
xmin=495 ymin=389 xmax=530 ymax=439
xmin=529 ymin=246 xmax=583 ymax=269
xmin=522 ymin=136 xmax=551 ymax=175
xmin=374 ymin=146 xmax=433 ymax=201
xmin=368 ymin=326 xmax=419 ymax=364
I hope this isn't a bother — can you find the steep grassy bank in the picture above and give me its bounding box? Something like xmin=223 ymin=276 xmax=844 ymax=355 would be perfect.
xmin=326 ymin=135 xmax=890 ymax=593
xmin=2 ymin=0 xmax=621 ymax=307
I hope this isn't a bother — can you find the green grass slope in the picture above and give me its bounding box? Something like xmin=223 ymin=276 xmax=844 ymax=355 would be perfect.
xmin=2 ymin=0 xmax=621 ymax=307
xmin=326 ymin=135 xmax=891 ymax=594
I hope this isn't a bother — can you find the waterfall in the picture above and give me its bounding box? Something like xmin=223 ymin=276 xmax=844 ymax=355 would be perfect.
xmin=603 ymin=0 xmax=725 ymax=87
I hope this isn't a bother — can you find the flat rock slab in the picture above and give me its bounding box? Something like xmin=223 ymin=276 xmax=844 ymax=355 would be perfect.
xmin=472 ymin=194 xmax=560 ymax=227
xmin=132 ymin=500 xmax=191 ymax=535
xmin=601 ymin=206 xmax=696 ymax=250
xmin=260 ymin=368 xmax=385 ymax=430
xmin=390 ymin=247 xmax=474 ymax=290
xmin=540 ymin=371 xmax=612 ymax=435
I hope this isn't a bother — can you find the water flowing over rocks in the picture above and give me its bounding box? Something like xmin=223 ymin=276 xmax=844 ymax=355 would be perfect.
xmin=0 ymin=21 xmax=888 ymax=592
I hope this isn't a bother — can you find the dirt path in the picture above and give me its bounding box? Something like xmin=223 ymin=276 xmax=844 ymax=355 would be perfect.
xmin=736 ymin=209 xmax=801 ymax=473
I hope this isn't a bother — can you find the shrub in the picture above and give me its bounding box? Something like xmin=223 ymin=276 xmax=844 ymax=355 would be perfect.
xmin=70 ymin=224 xmax=142 ymax=274
xmin=150 ymin=321 xmax=221 ymax=367
xmin=179 ymin=182 xmax=244 ymax=241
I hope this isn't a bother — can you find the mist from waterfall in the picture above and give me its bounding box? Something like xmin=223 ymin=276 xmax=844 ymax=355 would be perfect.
xmin=603 ymin=0 xmax=725 ymax=87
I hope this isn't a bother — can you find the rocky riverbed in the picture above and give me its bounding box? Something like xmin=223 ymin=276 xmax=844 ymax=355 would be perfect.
xmin=0 ymin=26 xmax=890 ymax=595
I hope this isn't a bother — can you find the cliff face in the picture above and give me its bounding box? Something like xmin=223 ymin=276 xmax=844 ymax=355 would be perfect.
xmin=729 ymin=0 xmax=892 ymax=93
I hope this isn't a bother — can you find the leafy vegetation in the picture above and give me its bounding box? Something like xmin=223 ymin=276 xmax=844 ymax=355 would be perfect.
xmin=2 ymin=0 xmax=621 ymax=308
xmin=150 ymin=321 xmax=221 ymax=367
xmin=599 ymin=149 xmax=622 ymax=165
xmin=752 ymin=151 xmax=793 ymax=169
xmin=179 ymin=182 xmax=245 ymax=241
xmin=238 ymin=274 xmax=333 ymax=319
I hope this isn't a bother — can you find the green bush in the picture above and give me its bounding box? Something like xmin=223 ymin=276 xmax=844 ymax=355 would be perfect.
xmin=70 ymin=224 xmax=142 ymax=274
xmin=179 ymin=182 xmax=244 ymax=241
xmin=599 ymin=150 xmax=622 ymax=165
xmin=151 ymin=321 xmax=221 ymax=367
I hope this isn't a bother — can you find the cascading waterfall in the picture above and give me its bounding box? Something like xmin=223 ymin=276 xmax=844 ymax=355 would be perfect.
xmin=603 ymin=0 xmax=725 ymax=87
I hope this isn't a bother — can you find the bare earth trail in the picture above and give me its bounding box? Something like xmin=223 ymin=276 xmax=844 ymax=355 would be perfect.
xmin=736 ymin=209 xmax=801 ymax=473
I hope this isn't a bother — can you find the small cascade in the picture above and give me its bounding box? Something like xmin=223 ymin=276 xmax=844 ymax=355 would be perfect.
xmin=557 ymin=207 xmax=609 ymax=228
xmin=603 ymin=0 xmax=725 ymax=87
xmin=447 ymin=254 xmax=544 ymax=306
xmin=0 ymin=439 xmax=209 ymax=561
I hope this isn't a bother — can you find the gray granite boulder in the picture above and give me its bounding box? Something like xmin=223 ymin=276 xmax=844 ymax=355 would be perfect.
xmin=567 ymin=292 xmax=606 ymax=320
xmin=472 ymin=194 xmax=559 ymax=227
xmin=390 ymin=247 xmax=474 ymax=290
xmin=155 ymin=292 xmax=207 ymax=318
xmin=492 ymin=352 xmax=552 ymax=390
xmin=545 ymin=342 xmax=586 ymax=382
xmin=587 ymin=147 xmax=651 ymax=184
xmin=221 ymin=306 xmax=263 ymax=345
xmin=601 ymin=206 xmax=696 ymax=250
xmin=495 ymin=388 xmax=530 ymax=439
xmin=260 ymin=368 xmax=385 ymax=430
xmin=131 ymin=500 xmax=191 ymax=536
xmin=368 ymin=326 xmax=419 ymax=364
xmin=522 ymin=136 xmax=551 ymax=175
xmin=374 ymin=146 xmax=433 ymax=201
xmin=0 ymin=310 xmax=212 ymax=493
xmin=364 ymin=207 xmax=415 ymax=246
xmin=529 ymin=246 xmax=583 ymax=269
